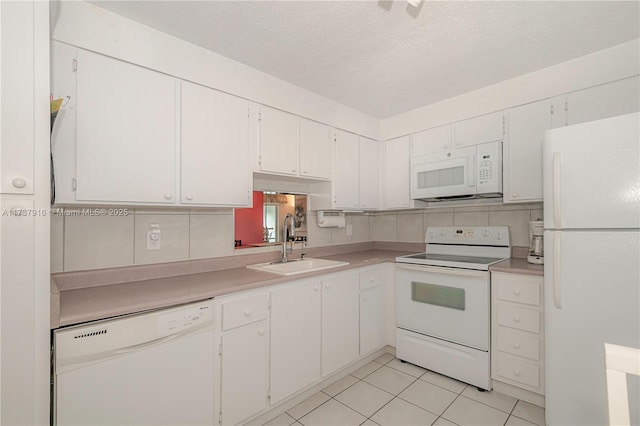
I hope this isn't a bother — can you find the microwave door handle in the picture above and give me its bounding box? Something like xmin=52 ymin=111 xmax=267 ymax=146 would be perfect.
xmin=467 ymin=156 xmax=475 ymax=186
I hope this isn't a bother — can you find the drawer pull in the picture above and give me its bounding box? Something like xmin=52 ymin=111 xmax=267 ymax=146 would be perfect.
xmin=513 ymin=290 xmax=521 ymax=296
xmin=258 ymin=328 xmax=265 ymax=336
xmin=313 ymin=286 xmax=319 ymax=292
xmin=363 ymin=296 xmax=368 ymax=301
xmin=244 ymin=309 xmax=252 ymax=317
xmin=513 ymin=370 xmax=521 ymax=376
xmin=513 ymin=343 xmax=521 ymax=349
xmin=513 ymin=317 xmax=521 ymax=323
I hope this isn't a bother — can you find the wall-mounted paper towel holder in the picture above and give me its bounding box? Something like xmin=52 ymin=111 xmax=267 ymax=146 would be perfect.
xmin=317 ymin=211 xmax=346 ymax=228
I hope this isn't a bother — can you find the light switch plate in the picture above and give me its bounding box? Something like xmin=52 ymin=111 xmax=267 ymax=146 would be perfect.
xmin=147 ymin=226 xmax=161 ymax=250
xmin=346 ymin=224 xmax=353 ymax=236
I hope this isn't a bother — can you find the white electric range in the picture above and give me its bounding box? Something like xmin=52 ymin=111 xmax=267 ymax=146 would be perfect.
xmin=395 ymin=226 xmax=510 ymax=390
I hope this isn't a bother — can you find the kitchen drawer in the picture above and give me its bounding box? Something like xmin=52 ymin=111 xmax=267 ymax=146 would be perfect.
xmin=222 ymin=293 xmax=268 ymax=331
xmin=495 ymin=276 xmax=541 ymax=306
xmin=359 ymin=269 xmax=381 ymax=290
xmin=497 ymin=304 xmax=540 ymax=333
xmin=496 ymin=327 xmax=540 ymax=361
xmin=495 ymin=352 xmax=540 ymax=388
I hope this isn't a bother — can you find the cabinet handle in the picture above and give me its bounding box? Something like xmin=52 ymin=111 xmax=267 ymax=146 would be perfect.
xmin=11 ymin=177 xmax=27 ymax=189
xmin=303 ymin=170 xmax=308 ymax=174
xmin=512 ymin=193 xmax=519 ymax=199
xmin=513 ymin=370 xmax=521 ymax=376
xmin=513 ymin=316 xmax=521 ymax=323
xmin=258 ymin=329 xmax=265 ymax=336
xmin=313 ymin=286 xmax=319 ymax=292
xmin=325 ymin=283 xmax=330 ymax=289
xmin=244 ymin=309 xmax=252 ymax=317
xmin=291 ymin=168 xmax=297 ymax=173
xmin=513 ymin=343 xmax=521 ymax=349
xmin=186 ymin=195 xmax=193 ymax=201
xmin=513 ymin=290 xmax=521 ymax=296
xmin=164 ymin=193 xmax=173 ymax=200
xmin=363 ymin=295 xmax=368 ymax=301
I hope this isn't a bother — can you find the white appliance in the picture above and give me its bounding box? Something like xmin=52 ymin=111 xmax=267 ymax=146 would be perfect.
xmin=53 ymin=299 xmax=215 ymax=426
xmin=543 ymin=112 xmax=640 ymax=425
xmin=395 ymin=226 xmax=510 ymax=390
xmin=527 ymin=220 xmax=544 ymax=264
xmin=411 ymin=141 xmax=502 ymax=201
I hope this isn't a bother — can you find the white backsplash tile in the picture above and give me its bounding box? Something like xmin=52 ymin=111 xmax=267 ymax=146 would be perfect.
xmin=331 ymin=215 xmax=352 ymax=245
xmin=50 ymin=212 xmax=64 ymax=273
xmin=397 ymin=213 xmax=424 ymax=243
xmin=190 ymin=213 xmax=234 ymax=259
xmin=64 ymin=213 xmax=135 ymax=271
xmin=489 ymin=208 xmax=531 ymax=247
xmin=306 ymin=212 xmax=333 ymax=248
xmin=350 ymin=214 xmax=371 ymax=243
xmin=423 ymin=212 xmax=454 ymax=234
xmin=371 ymin=214 xmax=398 ymax=242
xmin=453 ymin=211 xmax=489 ymax=226
xmin=134 ymin=214 xmax=189 ymax=265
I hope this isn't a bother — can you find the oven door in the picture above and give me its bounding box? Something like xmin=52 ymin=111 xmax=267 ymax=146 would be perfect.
xmin=411 ymin=146 xmax=477 ymax=200
xmin=396 ymin=263 xmax=489 ymax=351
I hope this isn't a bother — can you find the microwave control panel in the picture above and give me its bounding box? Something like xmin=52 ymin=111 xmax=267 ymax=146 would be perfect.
xmin=476 ymin=142 xmax=503 ymax=192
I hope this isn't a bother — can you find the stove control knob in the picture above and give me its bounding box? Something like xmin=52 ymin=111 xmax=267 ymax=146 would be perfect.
xmin=428 ymin=231 xmax=436 ymax=239
xmin=496 ymin=232 xmax=504 ymax=240
xmin=483 ymin=230 xmax=490 ymax=237
xmin=440 ymin=229 xmax=446 ymax=237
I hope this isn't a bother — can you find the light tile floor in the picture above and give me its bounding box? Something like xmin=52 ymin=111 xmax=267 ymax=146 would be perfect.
xmin=262 ymin=354 xmax=545 ymax=426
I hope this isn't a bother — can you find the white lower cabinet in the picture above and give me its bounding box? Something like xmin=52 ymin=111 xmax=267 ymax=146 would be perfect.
xmin=269 ymin=279 xmax=321 ymax=404
xmin=216 ymin=293 xmax=269 ymax=426
xmin=321 ymin=272 xmax=360 ymax=377
xmin=491 ymin=272 xmax=545 ymax=397
xmin=359 ymin=268 xmax=384 ymax=356
xmin=215 ymin=265 xmax=386 ymax=424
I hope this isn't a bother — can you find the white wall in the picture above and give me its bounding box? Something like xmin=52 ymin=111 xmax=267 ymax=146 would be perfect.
xmin=380 ymin=39 xmax=640 ymax=140
xmin=50 ymin=1 xmax=380 ymax=140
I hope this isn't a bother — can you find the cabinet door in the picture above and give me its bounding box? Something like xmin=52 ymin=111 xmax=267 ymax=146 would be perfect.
xmin=258 ymin=106 xmax=299 ymax=175
xmin=333 ymin=130 xmax=359 ymax=209
xmin=270 ymin=280 xmax=321 ymax=404
xmin=359 ymin=137 xmax=380 ymax=210
xmin=504 ymin=99 xmax=552 ymax=203
xmin=181 ymin=82 xmax=251 ymax=206
xmin=411 ymin=125 xmax=452 ymax=157
xmin=1 ymin=1 xmax=34 ymax=194
xmin=567 ymin=77 xmax=640 ymax=126
xmin=75 ymin=50 xmax=177 ymax=203
xmin=454 ymin=111 xmax=504 ymax=149
xmin=360 ymin=286 xmax=383 ymax=356
xmin=321 ymin=273 xmax=359 ymax=376
xmin=299 ymin=118 xmax=331 ymax=180
xmin=383 ymin=137 xmax=411 ymax=209
xmin=220 ymin=321 xmax=268 ymax=426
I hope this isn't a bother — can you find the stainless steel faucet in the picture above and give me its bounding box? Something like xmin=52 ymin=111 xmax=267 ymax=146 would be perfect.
xmin=281 ymin=213 xmax=295 ymax=262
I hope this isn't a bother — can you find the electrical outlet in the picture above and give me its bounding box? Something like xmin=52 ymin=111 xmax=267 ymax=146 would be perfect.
xmin=147 ymin=224 xmax=161 ymax=250
xmin=346 ymin=224 xmax=353 ymax=236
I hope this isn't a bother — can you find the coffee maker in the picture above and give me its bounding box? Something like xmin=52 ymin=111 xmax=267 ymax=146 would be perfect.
xmin=527 ymin=220 xmax=544 ymax=264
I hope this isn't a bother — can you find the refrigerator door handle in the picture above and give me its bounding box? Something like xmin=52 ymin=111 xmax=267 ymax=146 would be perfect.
xmin=553 ymin=232 xmax=563 ymax=309
xmin=553 ymin=152 xmax=562 ymax=228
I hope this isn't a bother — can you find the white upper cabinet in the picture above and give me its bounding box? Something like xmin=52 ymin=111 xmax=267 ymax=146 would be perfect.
xmin=566 ymin=76 xmax=640 ymax=126
xmin=505 ymin=99 xmax=552 ymax=203
xmin=333 ymin=129 xmax=360 ymax=209
xmin=383 ymin=136 xmax=411 ymax=209
xmin=1 ymin=1 xmax=34 ymax=194
xmin=299 ymin=118 xmax=331 ymax=180
xmin=75 ymin=50 xmax=177 ymax=204
xmin=411 ymin=124 xmax=452 ymax=156
xmin=181 ymin=82 xmax=251 ymax=206
xmin=454 ymin=111 xmax=504 ymax=149
xmin=359 ymin=137 xmax=380 ymax=210
xmin=258 ymin=105 xmax=299 ymax=176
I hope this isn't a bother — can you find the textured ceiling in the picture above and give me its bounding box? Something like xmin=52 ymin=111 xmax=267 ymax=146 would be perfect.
xmin=88 ymin=1 xmax=640 ymax=119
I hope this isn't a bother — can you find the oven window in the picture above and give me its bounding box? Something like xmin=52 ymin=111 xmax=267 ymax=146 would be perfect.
xmin=417 ymin=166 xmax=464 ymax=189
xmin=411 ymin=281 xmax=465 ymax=310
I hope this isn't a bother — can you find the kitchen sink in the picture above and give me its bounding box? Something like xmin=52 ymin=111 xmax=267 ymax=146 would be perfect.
xmin=247 ymin=258 xmax=349 ymax=276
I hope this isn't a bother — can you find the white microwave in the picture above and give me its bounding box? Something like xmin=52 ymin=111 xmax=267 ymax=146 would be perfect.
xmin=411 ymin=141 xmax=502 ymax=201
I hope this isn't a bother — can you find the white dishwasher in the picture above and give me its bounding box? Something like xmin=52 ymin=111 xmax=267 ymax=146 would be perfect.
xmin=53 ymin=299 xmax=215 ymax=426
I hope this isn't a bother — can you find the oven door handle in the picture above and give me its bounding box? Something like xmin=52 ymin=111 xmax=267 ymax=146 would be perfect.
xmin=395 ymin=263 xmax=488 ymax=278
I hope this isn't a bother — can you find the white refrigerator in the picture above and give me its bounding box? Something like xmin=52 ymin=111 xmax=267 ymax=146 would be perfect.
xmin=543 ymin=112 xmax=640 ymax=425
